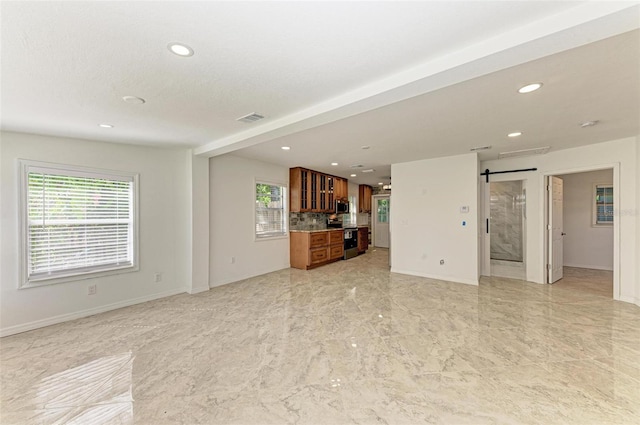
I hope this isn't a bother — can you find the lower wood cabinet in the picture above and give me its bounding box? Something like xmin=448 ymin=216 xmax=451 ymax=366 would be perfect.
xmin=358 ymin=226 xmax=369 ymax=253
xmin=291 ymin=230 xmax=344 ymax=270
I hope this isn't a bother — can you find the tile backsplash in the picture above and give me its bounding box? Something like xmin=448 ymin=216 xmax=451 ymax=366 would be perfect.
xmin=289 ymin=212 xmax=329 ymax=230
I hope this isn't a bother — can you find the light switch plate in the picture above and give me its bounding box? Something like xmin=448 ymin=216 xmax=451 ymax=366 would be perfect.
xmin=460 ymin=206 xmax=470 ymax=213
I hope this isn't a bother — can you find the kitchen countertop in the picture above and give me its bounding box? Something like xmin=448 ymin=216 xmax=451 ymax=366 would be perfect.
xmin=290 ymin=225 xmax=368 ymax=233
xmin=290 ymin=229 xmax=340 ymax=233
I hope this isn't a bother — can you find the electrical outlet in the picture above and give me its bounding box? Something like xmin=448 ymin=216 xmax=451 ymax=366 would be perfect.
xmin=154 ymin=272 xmax=162 ymax=283
xmin=88 ymin=284 xmax=97 ymax=295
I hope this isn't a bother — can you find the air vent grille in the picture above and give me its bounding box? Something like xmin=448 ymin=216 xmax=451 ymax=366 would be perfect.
xmin=236 ymin=113 xmax=265 ymax=123
xmin=361 ymin=169 xmax=375 ymax=173
xmin=499 ymin=146 xmax=550 ymax=159
xmin=470 ymin=145 xmax=492 ymax=152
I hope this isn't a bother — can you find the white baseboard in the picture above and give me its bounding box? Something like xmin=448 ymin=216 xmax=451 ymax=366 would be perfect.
xmin=618 ymin=295 xmax=640 ymax=307
xmin=563 ymin=263 xmax=613 ymax=271
xmin=390 ymin=268 xmax=479 ymax=286
xmin=0 ymin=287 xmax=187 ymax=337
xmin=188 ymin=286 xmax=210 ymax=295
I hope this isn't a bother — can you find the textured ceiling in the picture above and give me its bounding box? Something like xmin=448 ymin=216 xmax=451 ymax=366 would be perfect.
xmin=1 ymin=1 xmax=639 ymax=186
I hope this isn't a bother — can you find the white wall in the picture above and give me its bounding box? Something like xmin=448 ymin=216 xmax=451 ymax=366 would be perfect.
xmin=637 ymin=140 xmax=640 ymax=304
xmin=0 ymin=131 xmax=191 ymax=336
xmin=184 ymin=151 xmax=210 ymax=294
xmin=391 ymin=153 xmax=479 ymax=285
xmin=481 ymin=137 xmax=637 ymax=304
xmin=209 ymin=154 xmax=289 ymax=287
xmin=560 ymin=169 xmax=613 ymax=270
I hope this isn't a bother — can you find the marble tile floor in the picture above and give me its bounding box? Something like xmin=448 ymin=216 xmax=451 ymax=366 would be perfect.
xmin=1 ymin=249 xmax=639 ymax=424
xmin=554 ymin=266 xmax=613 ymax=298
xmin=490 ymin=259 xmax=526 ymax=280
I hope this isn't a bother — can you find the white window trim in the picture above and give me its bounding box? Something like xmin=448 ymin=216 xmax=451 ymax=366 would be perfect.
xmin=592 ymin=183 xmax=613 ymax=227
xmin=254 ymin=179 xmax=288 ymax=241
xmin=18 ymin=159 xmax=140 ymax=289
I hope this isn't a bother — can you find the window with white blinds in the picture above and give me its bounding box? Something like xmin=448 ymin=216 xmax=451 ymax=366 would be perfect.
xmin=255 ymin=182 xmax=287 ymax=239
xmin=20 ymin=161 xmax=138 ymax=286
xmin=593 ymin=184 xmax=614 ymax=226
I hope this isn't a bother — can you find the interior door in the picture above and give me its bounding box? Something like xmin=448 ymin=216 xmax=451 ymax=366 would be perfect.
xmin=374 ymin=196 xmax=390 ymax=248
xmin=548 ymin=176 xmax=564 ymax=283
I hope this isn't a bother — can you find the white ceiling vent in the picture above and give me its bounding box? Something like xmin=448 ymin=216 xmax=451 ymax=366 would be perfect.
xmin=499 ymin=146 xmax=550 ymax=159
xmin=361 ymin=169 xmax=375 ymax=173
xmin=236 ymin=113 xmax=265 ymax=123
xmin=350 ymin=164 xmax=364 ymax=169
xmin=470 ymin=145 xmax=491 ymax=152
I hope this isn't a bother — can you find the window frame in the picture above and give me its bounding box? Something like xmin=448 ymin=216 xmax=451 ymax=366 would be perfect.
xmin=592 ymin=183 xmax=614 ymax=227
xmin=19 ymin=159 xmax=140 ymax=289
xmin=254 ymin=179 xmax=288 ymax=241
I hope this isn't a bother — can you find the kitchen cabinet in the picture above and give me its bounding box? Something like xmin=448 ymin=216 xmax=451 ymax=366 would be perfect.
xmin=290 ymin=230 xmax=344 ymax=270
xmin=290 ymin=167 xmax=347 ymax=213
xmin=358 ymin=185 xmax=373 ymax=213
xmin=290 ymin=167 xmax=310 ymax=212
xmin=334 ymin=177 xmax=348 ymax=201
xmin=357 ymin=227 xmax=368 ymax=253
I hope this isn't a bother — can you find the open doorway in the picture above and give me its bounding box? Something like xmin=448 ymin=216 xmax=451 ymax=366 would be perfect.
xmin=489 ymin=180 xmax=526 ymax=279
xmin=546 ymin=169 xmax=614 ymax=298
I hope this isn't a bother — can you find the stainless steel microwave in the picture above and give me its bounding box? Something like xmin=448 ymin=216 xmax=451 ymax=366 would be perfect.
xmin=336 ymin=199 xmax=349 ymax=214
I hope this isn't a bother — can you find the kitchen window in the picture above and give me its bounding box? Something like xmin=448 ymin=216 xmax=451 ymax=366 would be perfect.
xmin=255 ymin=181 xmax=287 ymax=239
xmin=593 ymin=184 xmax=613 ymax=225
xmin=20 ymin=160 xmax=138 ymax=287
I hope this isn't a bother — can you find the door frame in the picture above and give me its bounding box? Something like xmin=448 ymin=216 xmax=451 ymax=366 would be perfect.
xmin=372 ymin=194 xmax=390 ymax=248
xmin=541 ymin=163 xmax=620 ymax=299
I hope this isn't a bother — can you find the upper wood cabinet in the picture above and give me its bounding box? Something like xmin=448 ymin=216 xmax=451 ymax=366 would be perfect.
xmin=290 ymin=167 xmax=347 ymax=213
xmin=290 ymin=168 xmax=309 ymax=212
xmin=358 ymin=184 xmax=373 ymax=213
xmin=334 ymin=177 xmax=348 ymax=201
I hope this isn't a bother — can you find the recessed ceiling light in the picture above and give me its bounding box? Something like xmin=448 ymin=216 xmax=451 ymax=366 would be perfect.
xmin=508 ymin=132 xmax=522 ymax=138
xmin=378 ymin=182 xmax=383 ymax=185
xmin=98 ymin=124 xmax=113 ymax=128
xmin=331 ymin=162 xmax=338 ymax=166
xmin=350 ymin=174 xmax=357 ymax=177
xmin=281 ymin=146 xmax=290 ymax=150
xmin=361 ymin=145 xmax=370 ymax=150
xmin=122 ymin=96 xmax=146 ymax=104
xmin=168 ymin=42 xmax=194 ymax=57
xmin=518 ymin=83 xmax=542 ymax=94
xmin=361 ymin=169 xmax=375 ymax=173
